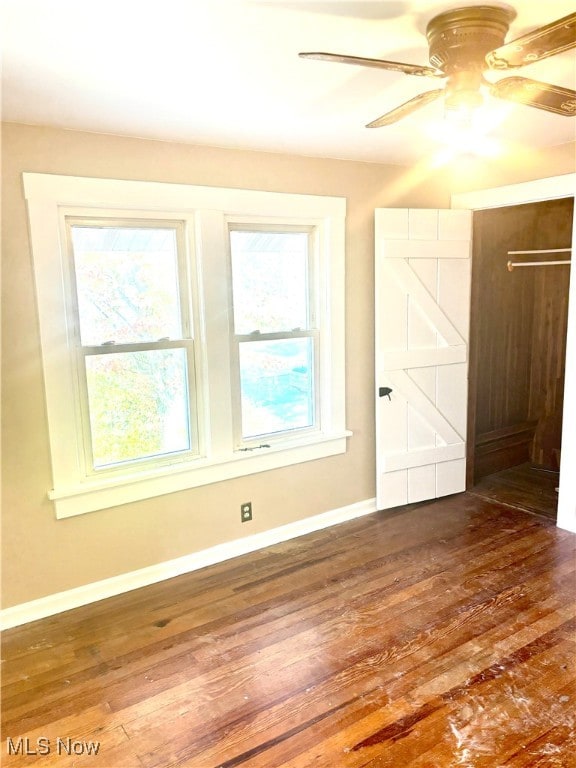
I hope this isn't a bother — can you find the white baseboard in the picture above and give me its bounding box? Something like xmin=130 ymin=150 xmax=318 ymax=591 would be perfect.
xmin=0 ymin=497 xmax=377 ymax=630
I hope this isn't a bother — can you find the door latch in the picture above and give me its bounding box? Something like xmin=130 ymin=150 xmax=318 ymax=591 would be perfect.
xmin=379 ymin=387 xmax=393 ymax=400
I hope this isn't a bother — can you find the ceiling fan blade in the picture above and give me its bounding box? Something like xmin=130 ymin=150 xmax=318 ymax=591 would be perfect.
xmin=486 ymin=12 xmax=576 ymax=69
xmin=366 ymin=89 xmax=444 ymax=128
xmin=298 ymin=52 xmax=442 ymax=77
xmin=490 ymin=77 xmax=576 ymax=116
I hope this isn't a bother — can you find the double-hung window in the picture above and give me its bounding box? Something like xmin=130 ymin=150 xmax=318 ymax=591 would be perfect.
xmin=25 ymin=174 xmax=348 ymax=518
xmin=229 ymin=226 xmax=317 ymax=445
xmin=67 ymin=218 xmax=198 ymax=471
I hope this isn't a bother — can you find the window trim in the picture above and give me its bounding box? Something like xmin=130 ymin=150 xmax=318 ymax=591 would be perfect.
xmin=24 ymin=173 xmax=349 ymax=519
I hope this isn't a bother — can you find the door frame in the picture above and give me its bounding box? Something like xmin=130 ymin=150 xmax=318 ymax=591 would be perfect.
xmin=452 ymin=173 xmax=576 ymax=534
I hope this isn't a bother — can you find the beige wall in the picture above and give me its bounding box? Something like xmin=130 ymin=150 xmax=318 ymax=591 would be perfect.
xmin=448 ymin=140 xmax=576 ymax=193
xmin=3 ymin=123 xmax=573 ymax=608
xmin=1 ymin=123 xmax=451 ymax=608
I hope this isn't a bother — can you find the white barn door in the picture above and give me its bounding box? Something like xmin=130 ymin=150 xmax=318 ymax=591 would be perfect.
xmin=375 ymin=208 xmax=472 ymax=510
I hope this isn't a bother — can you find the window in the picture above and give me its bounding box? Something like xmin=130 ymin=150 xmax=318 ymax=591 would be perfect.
xmin=229 ymin=227 xmax=317 ymax=443
xmin=25 ymin=174 xmax=348 ymax=518
xmin=67 ymin=220 xmax=198 ymax=472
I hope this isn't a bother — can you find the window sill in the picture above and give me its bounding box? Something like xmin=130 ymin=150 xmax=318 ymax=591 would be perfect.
xmin=49 ymin=431 xmax=352 ymax=518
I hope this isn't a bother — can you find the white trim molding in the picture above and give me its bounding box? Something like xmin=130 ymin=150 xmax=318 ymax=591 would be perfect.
xmin=452 ymin=173 xmax=576 ymax=210
xmin=0 ymin=498 xmax=377 ymax=630
xmin=23 ymin=173 xmax=349 ymax=518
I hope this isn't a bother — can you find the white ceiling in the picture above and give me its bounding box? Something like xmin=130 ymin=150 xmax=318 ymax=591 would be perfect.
xmin=2 ymin=0 xmax=575 ymax=165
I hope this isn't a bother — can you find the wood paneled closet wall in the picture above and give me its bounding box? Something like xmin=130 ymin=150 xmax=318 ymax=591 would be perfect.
xmin=467 ymin=197 xmax=574 ymax=485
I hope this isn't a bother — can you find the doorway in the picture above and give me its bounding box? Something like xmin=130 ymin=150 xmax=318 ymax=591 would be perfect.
xmin=467 ymin=197 xmax=574 ymax=520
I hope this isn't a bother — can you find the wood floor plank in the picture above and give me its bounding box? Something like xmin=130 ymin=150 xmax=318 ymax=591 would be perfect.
xmin=470 ymin=462 xmax=559 ymax=520
xmin=2 ymin=493 xmax=575 ymax=767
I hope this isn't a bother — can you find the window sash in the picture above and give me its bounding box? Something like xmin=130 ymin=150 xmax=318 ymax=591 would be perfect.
xmin=65 ymin=217 xmax=200 ymax=476
xmin=227 ymin=223 xmax=319 ymax=446
xmin=231 ymin=330 xmax=320 ymax=447
xmin=65 ymin=216 xmax=194 ymax=343
xmin=228 ymin=224 xmax=317 ymax=333
xmin=76 ymin=340 xmax=199 ymax=475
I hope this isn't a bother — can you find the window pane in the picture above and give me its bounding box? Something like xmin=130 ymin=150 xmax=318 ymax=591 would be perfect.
xmin=71 ymin=225 xmax=182 ymax=345
xmin=239 ymin=338 xmax=314 ymax=439
xmin=230 ymin=230 xmax=309 ymax=334
xmin=85 ymin=349 xmax=191 ymax=468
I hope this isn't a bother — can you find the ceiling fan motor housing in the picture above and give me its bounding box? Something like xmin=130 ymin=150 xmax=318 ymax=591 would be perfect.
xmin=426 ymin=5 xmax=516 ymax=73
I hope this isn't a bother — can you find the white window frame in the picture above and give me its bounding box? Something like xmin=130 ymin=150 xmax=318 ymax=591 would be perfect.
xmin=227 ymin=221 xmax=320 ymax=448
xmin=64 ymin=215 xmax=201 ymax=475
xmin=24 ymin=173 xmax=349 ymax=519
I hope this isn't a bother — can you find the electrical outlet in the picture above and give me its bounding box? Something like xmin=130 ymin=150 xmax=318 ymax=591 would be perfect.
xmin=241 ymin=502 xmax=252 ymax=522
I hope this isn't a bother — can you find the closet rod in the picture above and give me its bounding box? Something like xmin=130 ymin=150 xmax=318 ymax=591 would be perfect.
xmin=507 ymin=259 xmax=571 ymax=272
xmin=507 ymin=247 xmax=571 ymax=256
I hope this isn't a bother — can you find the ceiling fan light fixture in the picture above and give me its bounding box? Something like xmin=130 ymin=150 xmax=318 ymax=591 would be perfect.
xmin=431 ymin=122 xmax=502 ymax=164
xmin=444 ymin=70 xmax=485 ymax=111
xmin=299 ymin=5 xmax=576 ymax=130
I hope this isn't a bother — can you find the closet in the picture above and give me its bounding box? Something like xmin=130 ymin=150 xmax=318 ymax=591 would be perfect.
xmin=467 ymin=196 xmax=574 ymax=519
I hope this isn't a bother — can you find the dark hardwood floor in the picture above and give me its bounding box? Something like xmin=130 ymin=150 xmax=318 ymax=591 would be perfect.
xmin=2 ymin=493 xmax=575 ymax=767
xmin=470 ymin=462 xmax=560 ymax=521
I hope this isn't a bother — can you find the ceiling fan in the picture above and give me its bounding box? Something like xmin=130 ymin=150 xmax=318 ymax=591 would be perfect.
xmin=299 ymin=5 xmax=576 ymax=127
